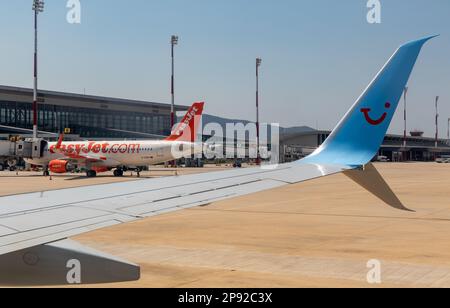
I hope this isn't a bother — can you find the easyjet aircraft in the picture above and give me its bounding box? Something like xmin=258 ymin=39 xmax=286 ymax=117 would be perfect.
xmin=25 ymin=102 xmax=204 ymax=177
xmin=0 ymin=36 xmax=437 ymax=285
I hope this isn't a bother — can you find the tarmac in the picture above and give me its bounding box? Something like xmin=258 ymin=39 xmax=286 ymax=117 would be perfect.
xmin=1 ymin=163 xmax=450 ymax=288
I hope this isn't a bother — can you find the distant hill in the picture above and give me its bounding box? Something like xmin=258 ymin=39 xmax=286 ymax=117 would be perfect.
xmin=201 ymin=114 xmax=316 ymax=137
xmin=202 ymin=114 xmax=252 ymax=127
xmin=279 ymin=126 xmax=316 ymax=136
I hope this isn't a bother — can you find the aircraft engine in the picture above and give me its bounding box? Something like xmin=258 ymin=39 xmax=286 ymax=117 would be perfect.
xmin=48 ymin=160 xmax=76 ymax=174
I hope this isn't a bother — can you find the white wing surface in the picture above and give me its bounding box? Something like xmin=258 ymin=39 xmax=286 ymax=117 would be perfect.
xmin=0 ymin=162 xmax=347 ymax=256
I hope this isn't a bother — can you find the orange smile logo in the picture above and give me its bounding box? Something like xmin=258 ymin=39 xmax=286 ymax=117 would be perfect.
xmin=361 ymin=102 xmax=391 ymax=126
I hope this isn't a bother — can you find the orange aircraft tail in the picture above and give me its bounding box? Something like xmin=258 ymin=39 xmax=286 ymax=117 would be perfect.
xmin=165 ymin=102 xmax=204 ymax=142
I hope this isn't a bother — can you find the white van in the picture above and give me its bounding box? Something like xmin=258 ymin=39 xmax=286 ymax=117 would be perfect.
xmin=436 ymin=155 xmax=450 ymax=163
xmin=377 ymin=156 xmax=390 ymax=162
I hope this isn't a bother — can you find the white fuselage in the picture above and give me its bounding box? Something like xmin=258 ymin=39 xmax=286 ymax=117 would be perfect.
xmin=25 ymin=140 xmax=202 ymax=169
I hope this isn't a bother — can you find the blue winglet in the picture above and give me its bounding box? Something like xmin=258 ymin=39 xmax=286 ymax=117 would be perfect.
xmin=302 ymin=36 xmax=437 ymax=167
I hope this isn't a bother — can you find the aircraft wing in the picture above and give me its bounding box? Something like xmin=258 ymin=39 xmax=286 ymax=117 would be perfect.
xmin=0 ymin=162 xmax=348 ymax=257
xmin=0 ymin=162 xmax=353 ymax=285
xmin=0 ymin=36 xmax=435 ymax=285
xmin=59 ymin=152 xmax=107 ymax=163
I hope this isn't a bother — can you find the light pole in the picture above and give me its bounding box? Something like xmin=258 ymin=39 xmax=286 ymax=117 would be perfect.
xmin=170 ymin=35 xmax=178 ymax=133
xmin=170 ymin=35 xmax=178 ymax=167
xmin=435 ymin=96 xmax=440 ymax=148
xmin=403 ymin=87 xmax=408 ymax=149
xmin=256 ymin=58 xmax=262 ymax=165
xmin=447 ymin=118 xmax=450 ymax=144
xmin=32 ymin=0 xmax=44 ymax=139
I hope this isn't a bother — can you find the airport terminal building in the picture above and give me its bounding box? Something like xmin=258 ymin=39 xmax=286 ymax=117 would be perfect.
xmin=280 ymin=130 xmax=450 ymax=163
xmin=0 ymin=85 xmax=187 ymax=140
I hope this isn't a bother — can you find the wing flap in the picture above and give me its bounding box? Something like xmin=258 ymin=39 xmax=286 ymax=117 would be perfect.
xmin=0 ymin=207 xmax=110 ymax=232
xmin=126 ymin=179 xmax=286 ymax=216
xmin=0 ymin=226 xmax=16 ymax=237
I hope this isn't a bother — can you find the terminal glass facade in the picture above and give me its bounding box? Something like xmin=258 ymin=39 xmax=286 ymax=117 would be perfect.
xmin=0 ymin=101 xmax=171 ymax=138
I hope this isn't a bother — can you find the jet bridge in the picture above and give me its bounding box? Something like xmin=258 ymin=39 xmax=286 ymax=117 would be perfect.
xmin=0 ymin=140 xmax=18 ymax=170
xmin=15 ymin=138 xmax=48 ymax=160
xmin=0 ymin=138 xmax=49 ymax=170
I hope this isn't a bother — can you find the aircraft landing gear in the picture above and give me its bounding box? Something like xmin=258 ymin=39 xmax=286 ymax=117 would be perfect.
xmin=43 ymin=167 xmax=50 ymax=177
xmin=86 ymin=170 xmax=97 ymax=178
xmin=113 ymin=169 xmax=124 ymax=177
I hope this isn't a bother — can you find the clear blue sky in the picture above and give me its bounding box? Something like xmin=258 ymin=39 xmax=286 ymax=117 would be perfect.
xmin=1 ymin=0 xmax=449 ymax=136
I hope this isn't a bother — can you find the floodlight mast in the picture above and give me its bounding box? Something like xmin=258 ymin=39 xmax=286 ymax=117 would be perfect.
xmin=170 ymin=35 xmax=179 ymax=167
xmin=256 ymin=58 xmax=262 ymax=165
xmin=171 ymin=35 xmax=178 ymax=133
xmin=403 ymin=87 xmax=408 ymax=148
xmin=32 ymin=0 xmax=44 ymax=139
xmin=435 ymin=96 xmax=439 ymax=148
xmin=447 ymin=118 xmax=450 ymax=143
